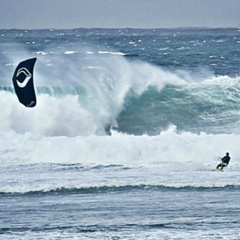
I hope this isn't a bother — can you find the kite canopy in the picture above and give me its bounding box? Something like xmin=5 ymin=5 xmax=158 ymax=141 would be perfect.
xmin=12 ymin=58 xmax=37 ymax=107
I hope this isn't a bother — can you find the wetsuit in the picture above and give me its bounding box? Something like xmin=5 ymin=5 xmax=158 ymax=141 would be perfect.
xmin=217 ymin=155 xmax=230 ymax=170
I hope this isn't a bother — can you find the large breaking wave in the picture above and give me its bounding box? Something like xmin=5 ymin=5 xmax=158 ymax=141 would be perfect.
xmin=1 ymin=50 xmax=240 ymax=136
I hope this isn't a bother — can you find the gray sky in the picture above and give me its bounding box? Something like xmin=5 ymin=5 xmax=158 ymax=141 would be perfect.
xmin=0 ymin=0 xmax=239 ymax=29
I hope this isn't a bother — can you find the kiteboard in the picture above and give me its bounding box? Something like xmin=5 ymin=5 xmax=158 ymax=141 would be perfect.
xmin=212 ymin=169 xmax=223 ymax=172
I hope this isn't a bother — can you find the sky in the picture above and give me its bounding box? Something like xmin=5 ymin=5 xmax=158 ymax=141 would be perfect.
xmin=0 ymin=0 xmax=239 ymax=29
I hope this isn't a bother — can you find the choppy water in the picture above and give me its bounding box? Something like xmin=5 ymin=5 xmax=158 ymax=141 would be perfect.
xmin=0 ymin=28 xmax=240 ymax=239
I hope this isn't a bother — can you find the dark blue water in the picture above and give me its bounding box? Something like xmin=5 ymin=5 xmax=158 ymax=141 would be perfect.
xmin=1 ymin=28 xmax=239 ymax=75
xmin=1 ymin=186 xmax=240 ymax=239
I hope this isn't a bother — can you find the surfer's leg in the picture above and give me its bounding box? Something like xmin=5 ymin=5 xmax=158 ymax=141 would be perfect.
xmin=216 ymin=163 xmax=221 ymax=169
xmin=217 ymin=163 xmax=224 ymax=169
xmin=221 ymin=163 xmax=228 ymax=169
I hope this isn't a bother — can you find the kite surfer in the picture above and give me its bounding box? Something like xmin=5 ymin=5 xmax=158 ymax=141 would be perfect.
xmin=216 ymin=152 xmax=231 ymax=170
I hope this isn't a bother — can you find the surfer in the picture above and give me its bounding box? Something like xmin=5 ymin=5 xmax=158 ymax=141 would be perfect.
xmin=216 ymin=152 xmax=230 ymax=170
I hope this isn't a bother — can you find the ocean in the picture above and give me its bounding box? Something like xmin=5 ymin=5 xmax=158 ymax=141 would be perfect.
xmin=0 ymin=28 xmax=240 ymax=239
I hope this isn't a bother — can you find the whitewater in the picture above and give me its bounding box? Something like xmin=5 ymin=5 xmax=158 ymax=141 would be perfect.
xmin=0 ymin=28 xmax=240 ymax=239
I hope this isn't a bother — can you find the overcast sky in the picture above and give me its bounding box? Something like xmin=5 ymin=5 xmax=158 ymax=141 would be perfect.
xmin=0 ymin=0 xmax=239 ymax=29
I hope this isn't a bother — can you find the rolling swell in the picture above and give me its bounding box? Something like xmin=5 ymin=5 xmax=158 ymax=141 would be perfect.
xmin=1 ymin=184 xmax=240 ymax=196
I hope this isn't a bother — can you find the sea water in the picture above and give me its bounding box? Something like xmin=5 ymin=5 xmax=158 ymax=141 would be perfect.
xmin=0 ymin=28 xmax=240 ymax=239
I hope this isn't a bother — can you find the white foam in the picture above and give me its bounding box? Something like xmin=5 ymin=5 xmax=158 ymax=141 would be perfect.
xmin=0 ymin=126 xmax=239 ymax=169
xmin=36 ymin=51 xmax=48 ymax=55
xmin=64 ymin=51 xmax=77 ymax=55
xmin=98 ymin=51 xmax=126 ymax=56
